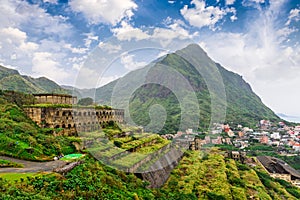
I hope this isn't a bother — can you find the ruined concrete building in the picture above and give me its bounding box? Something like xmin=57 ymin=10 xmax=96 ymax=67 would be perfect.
xmin=33 ymin=93 xmax=78 ymax=105
xmin=257 ymin=156 xmax=300 ymax=187
xmin=24 ymin=94 xmax=124 ymax=136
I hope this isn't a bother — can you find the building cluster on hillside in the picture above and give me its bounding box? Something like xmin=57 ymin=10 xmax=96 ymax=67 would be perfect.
xmin=161 ymin=119 xmax=300 ymax=154
xmin=199 ymin=120 xmax=300 ymax=154
xmin=161 ymin=120 xmax=300 ymax=188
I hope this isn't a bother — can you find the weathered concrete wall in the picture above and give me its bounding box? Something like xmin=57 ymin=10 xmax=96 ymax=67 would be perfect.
xmin=34 ymin=94 xmax=77 ymax=104
xmin=23 ymin=107 xmax=124 ymax=136
xmin=136 ymin=146 xmax=184 ymax=188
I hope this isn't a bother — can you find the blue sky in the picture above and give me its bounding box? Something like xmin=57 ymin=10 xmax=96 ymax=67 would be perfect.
xmin=0 ymin=0 xmax=300 ymax=118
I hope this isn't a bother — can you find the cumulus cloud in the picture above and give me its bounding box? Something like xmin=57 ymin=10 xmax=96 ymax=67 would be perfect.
xmin=0 ymin=0 xmax=84 ymax=85
xmin=111 ymin=19 xmax=197 ymax=47
xmin=98 ymin=42 xmax=122 ymax=54
xmin=69 ymin=0 xmax=137 ymax=25
xmin=32 ymin=52 xmax=70 ymax=83
xmin=84 ymin=33 xmax=99 ymax=48
xmin=200 ymin=1 xmax=300 ymax=115
xmin=180 ymin=0 xmax=236 ymax=30
xmin=63 ymin=43 xmax=87 ymax=54
xmin=43 ymin=0 xmax=58 ymax=4
xmin=152 ymin=20 xmax=198 ymax=46
xmin=225 ymin=0 xmax=235 ymax=5
xmin=286 ymin=8 xmax=300 ymax=25
xmin=0 ymin=27 xmax=38 ymax=66
xmin=242 ymin=0 xmax=266 ymax=8
xmin=111 ymin=21 xmax=150 ymax=41
xmin=120 ymin=52 xmax=147 ymax=71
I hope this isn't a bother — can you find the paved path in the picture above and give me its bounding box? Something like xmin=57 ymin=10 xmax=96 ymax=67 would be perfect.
xmin=0 ymin=156 xmax=67 ymax=173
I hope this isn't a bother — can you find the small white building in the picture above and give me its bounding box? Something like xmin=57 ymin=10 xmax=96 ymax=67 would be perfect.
xmin=271 ymin=132 xmax=281 ymax=140
xmin=293 ymin=144 xmax=300 ymax=152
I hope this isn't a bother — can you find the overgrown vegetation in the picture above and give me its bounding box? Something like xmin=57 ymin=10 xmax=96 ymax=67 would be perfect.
xmin=159 ymin=150 xmax=300 ymax=199
xmin=1 ymin=150 xmax=300 ymax=199
xmin=247 ymin=150 xmax=300 ymax=170
xmin=94 ymin=45 xmax=282 ymax=133
xmin=0 ymin=156 xmax=155 ymax=199
xmin=0 ymin=159 xmax=24 ymax=168
xmin=0 ymin=98 xmax=78 ymax=161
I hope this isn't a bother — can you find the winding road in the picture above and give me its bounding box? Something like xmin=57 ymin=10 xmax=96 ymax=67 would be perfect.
xmin=0 ymin=156 xmax=67 ymax=173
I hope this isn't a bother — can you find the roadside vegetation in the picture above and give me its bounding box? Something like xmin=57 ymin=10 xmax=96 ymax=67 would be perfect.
xmin=0 ymin=97 xmax=79 ymax=161
xmin=159 ymin=149 xmax=300 ymax=199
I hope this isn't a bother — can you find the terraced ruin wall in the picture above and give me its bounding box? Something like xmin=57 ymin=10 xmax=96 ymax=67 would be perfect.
xmin=24 ymin=107 xmax=124 ymax=135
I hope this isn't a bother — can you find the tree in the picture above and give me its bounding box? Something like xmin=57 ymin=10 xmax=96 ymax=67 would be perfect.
xmin=77 ymin=97 xmax=94 ymax=106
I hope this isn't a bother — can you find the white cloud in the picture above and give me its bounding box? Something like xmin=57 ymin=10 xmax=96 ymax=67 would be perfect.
xmin=225 ymin=0 xmax=235 ymax=5
xmin=97 ymin=75 xmax=120 ymax=87
xmin=249 ymin=0 xmax=265 ymax=3
xmin=230 ymin=15 xmax=237 ymax=21
xmin=0 ymin=1 xmax=73 ymax=37
xmin=32 ymin=52 xmax=70 ymax=82
xmin=43 ymin=0 xmax=58 ymax=4
xmin=180 ymin=0 xmax=236 ymax=30
xmin=242 ymin=0 xmax=266 ymax=8
xmin=286 ymin=8 xmax=300 ymax=25
xmin=156 ymin=50 xmax=170 ymax=59
xmin=200 ymin=1 xmax=300 ymax=115
xmin=0 ymin=0 xmax=82 ymax=86
xmin=83 ymin=33 xmax=99 ymax=48
xmin=0 ymin=27 xmax=38 ymax=64
xmin=111 ymin=19 xmax=197 ymax=47
xmin=152 ymin=21 xmax=198 ymax=46
xmin=98 ymin=42 xmax=122 ymax=54
xmin=111 ymin=21 xmax=150 ymax=41
xmin=63 ymin=43 xmax=87 ymax=54
xmin=69 ymin=0 xmax=137 ymax=25
xmin=120 ymin=52 xmax=147 ymax=70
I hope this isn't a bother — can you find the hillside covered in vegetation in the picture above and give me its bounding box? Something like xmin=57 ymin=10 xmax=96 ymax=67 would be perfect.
xmin=92 ymin=44 xmax=281 ymax=133
xmin=0 ymin=91 xmax=79 ymax=161
xmin=0 ymin=65 xmax=67 ymax=94
xmin=1 ymin=150 xmax=300 ymax=199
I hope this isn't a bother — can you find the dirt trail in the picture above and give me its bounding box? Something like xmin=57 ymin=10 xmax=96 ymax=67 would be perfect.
xmin=0 ymin=156 xmax=67 ymax=173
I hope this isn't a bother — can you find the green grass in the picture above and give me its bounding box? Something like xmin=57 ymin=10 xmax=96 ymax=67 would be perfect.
xmin=160 ymin=150 xmax=300 ymax=199
xmin=0 ymin=172 xmax=41 ymax=182
xmin=0 ymin=159 xmax=24 ymax=168
xmin=60 ymin=154 xmax=84 ymax=161
xmin=0 ymin=101 xmax=79 ymax=161
xmin=112 ymin=152 xmax=148 ymax=168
